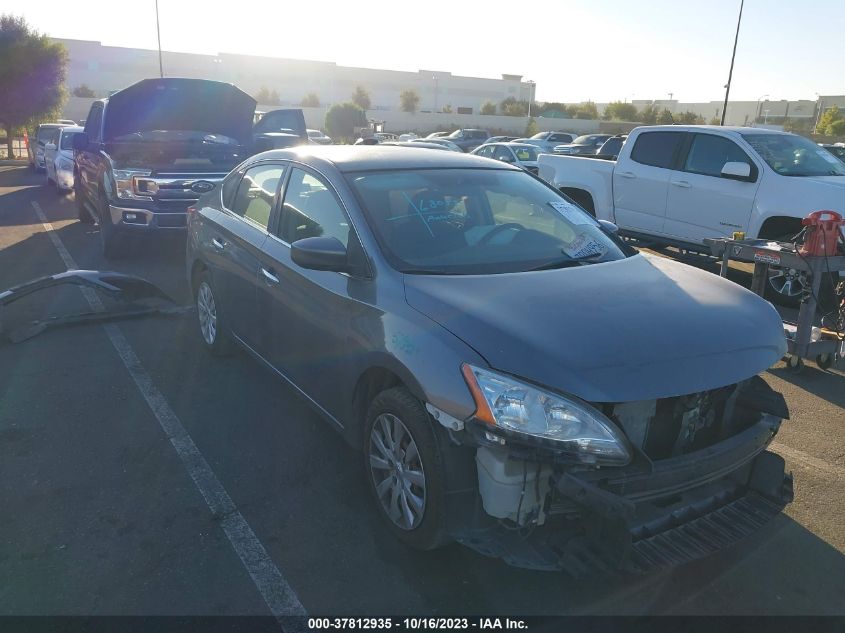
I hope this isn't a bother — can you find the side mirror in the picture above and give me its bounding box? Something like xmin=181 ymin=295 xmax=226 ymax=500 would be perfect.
xmin=72 ymin=133 xmax=89 ymax=151
xmin=598 ymin=220 xmax=619 ymax=234
xmin=721 ymin=161 xmax=752 ymax=180
xmin=291 ymin=236 xmax=349 ymax=273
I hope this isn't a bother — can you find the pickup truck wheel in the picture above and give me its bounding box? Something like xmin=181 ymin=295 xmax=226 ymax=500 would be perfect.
xmin=195 ymin=272 xmax=235 ymax=356
xmin=364 ymin=387 xmax=450 ymax=550
xmin=75 ymin=181 xmax=94 ymax=223
xmin=98 ymin=193 xmax=124 ymax=260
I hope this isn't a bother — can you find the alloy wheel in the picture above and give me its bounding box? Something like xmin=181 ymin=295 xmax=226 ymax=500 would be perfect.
xmin=768 ymin=267 xmax=808 ymax=299
xmin=368 ymin=413 xmax=426 ymax=530
xmin=197 ymin=281 xmax=217 ymax=345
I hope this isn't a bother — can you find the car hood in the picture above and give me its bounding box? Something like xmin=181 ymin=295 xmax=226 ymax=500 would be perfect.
xmin=103 ymin=78 xmax=256 ymax=144
xmin=403 ymin=254 xmax=786 ymax=403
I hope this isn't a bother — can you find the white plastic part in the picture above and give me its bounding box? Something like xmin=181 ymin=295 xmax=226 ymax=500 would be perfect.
xmin=425 ymin=403 xmax=464 ymax=431
xmin=475 ymin=446 xmax=551 ymax=526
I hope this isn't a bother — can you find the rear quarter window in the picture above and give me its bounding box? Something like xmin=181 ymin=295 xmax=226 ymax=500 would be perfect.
xmin=630 ymin=131 xmax=683 ymax=168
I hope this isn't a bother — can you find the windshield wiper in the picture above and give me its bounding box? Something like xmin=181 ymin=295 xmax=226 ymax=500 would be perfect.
xmin=529 ymin=253 xmax=604 ymax=271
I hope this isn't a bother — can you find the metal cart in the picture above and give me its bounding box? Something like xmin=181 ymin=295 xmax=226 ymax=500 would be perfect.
xmin=705 ymin=238 xmax=845 ymax=372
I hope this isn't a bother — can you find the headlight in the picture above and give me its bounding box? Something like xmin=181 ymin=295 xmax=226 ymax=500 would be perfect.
xmin=461 ymin=364 xmax=631 ymax=465
xmin=112 ymin=169 xmax=152 ymax=200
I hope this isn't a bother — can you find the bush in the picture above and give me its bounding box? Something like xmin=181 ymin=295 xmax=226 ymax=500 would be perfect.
xmin=325 ymin=102 xmax=366 ymax=140
xmin=480 ymin=101 xmax=497 ymax=115
xmin=72 ymin=84 xmax=95 ymax=98
xmin=400 ymin=89 xmax=420 ymax=113
xmin=301 ymin=93 xmax=320 ymax=107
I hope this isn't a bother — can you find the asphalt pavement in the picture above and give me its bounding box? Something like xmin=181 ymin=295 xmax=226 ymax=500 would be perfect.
xmin=1 ymin=163 xmax=844 ymax=617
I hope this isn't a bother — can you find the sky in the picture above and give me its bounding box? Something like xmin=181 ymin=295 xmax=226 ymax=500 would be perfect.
xmin=1 ymin=0 xmax=842 ymax=103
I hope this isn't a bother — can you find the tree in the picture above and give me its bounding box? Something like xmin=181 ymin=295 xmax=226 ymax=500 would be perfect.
xmin=500 ymin=96 xmax=528 ymax=117
xmin=657 ymin=108 xmax=675 ymax=124
xmin=72 ymin=83 xmax=95 ymax=98
xmin=829 ymin=119 xmax=845 ymax=137
xmin=573 ymin=101 xmax=598 ymax=120
xmin=399 ymin=89 xmax=420 ymax=113
xmin=524 ymin=117 xmax=539 ymax=137
xmin=441 ymin=104 xmax=452 ymax=114
xmin=674 ymin=110 xmax=705 ymax=124
xmin=325 ymin=102 xmax=366 ymax=141
xmin=0 ymin=15 xmax=67 ymax=158
xmin=351 ymin=85 xmax=371 ymax=111
xmin=254 ymin=86 xmax=280 ymax=105
xmin=639 ymin=103 xmax=659 ymax=124
xmin=602 ymin=101 xmax=639 ymax=121
xmin=537 ymin=101 xmax=570 ymax=118
xmin=480 ymin=101 xmax=497 ymax=115
xmin=300 ymin=92 xmax=320 ymax=107
xmin=817 ymin=106 xmax=843 ymax=135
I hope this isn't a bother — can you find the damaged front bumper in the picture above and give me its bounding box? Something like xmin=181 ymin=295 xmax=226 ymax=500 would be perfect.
xmin=455 ymin=413 xmax=792 ymax=575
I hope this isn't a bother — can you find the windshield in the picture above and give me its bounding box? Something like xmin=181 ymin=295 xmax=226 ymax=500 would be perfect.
xmin=741 ymin=133 xmax=845 ymax=177
xmin=572 ymin=135 xmax=592 ymax=145
xmin=512 ymin=146 xmax=540 ymax=161
xmin=347 ymin=168 xmax=628 ymax=274
xmin=60 ymin=131 xmax=80 ymax=150
xmin=530 ymin=132 xmax=547 ymax=139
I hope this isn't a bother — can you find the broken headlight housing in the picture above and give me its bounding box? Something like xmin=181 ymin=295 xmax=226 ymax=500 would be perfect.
xmin=462 ymin=364 xmax=631 ymax=465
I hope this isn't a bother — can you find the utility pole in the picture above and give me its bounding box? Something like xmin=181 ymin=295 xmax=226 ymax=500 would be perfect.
xmin=527 ymin=80 xmax=535 ymax=118
xmin=155 ymin=0 xmax=164 ymax=78
xmin=813 ymin=94 xmax=824 ymax=134
xmin=720 ymin=0 xmax=744 ymax=126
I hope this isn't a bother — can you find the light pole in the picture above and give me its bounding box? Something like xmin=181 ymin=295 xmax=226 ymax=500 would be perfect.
xmin=763 ymin=109 xmax=770 ymax=125
xmin=527 ymin=80 xmax=535 ymax=118
xmin=755 ymin=94 xmax=769 ymax=125
xmin=720 ymin=0 xmax=745 ymax=125
xmin=155 ymin=0 xmax=164 ymax=77
xmin=813 ymin=93 xmax=824 ymax=134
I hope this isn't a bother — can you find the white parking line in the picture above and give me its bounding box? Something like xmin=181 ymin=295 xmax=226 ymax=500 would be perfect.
xmin=772 ymin=441 xmax=845 ymax=479
xmin=31 ymin=200 xmax=307 ymax=622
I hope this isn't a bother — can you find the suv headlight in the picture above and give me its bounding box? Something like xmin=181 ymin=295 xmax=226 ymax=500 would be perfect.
xmin=461 ymin=364 xmax=631 ymax=465
xmin=112 ymin=169 xmax=152 ymax=200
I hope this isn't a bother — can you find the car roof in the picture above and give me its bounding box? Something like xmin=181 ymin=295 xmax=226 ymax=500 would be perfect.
xmin=633 ymin=124 xmax=793 ymax=136
xmin=38 ymin=123 xmax=71 ymax=130
xmin=256 ymin=145 xmax=520 ymax=172
xmin=59 ymin=126 xmax=85 ymax=134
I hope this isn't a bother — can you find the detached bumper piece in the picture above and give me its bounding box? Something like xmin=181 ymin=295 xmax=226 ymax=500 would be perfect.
xmin=0 ymin=270 xmax=188 ymax=343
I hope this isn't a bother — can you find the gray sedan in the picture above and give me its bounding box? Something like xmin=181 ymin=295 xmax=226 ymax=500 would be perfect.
xmin=186 ymin=146 xmax=791 ymax=571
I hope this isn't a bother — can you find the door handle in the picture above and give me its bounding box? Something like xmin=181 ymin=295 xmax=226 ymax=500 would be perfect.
xmin=212 ymin=237 xmax=226 ymax=250
xmin=261 ymin=267 xmax=280 ymax=285
xmin=618 ymin=171 xmax=637 ymax=179
xmin=670 ymin=180 xmax=691 ymax=188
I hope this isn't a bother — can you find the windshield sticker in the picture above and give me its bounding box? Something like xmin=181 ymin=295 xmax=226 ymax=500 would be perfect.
xmin=548 ymin=200 xmax=593 ymax=225
xmin=563 ymin=233 xmax=607 ymax=259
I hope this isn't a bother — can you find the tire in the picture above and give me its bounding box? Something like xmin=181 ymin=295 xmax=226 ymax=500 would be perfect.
xmin=194 ymin=271 xmax=235 ymax=356
xmin=75 ymin=179 xmax=94 ymax=223
xmin=364 ymin=387 xmax=450 ymax=550
xmin=766 ymin=267 xmax=837 ymax=310
xmin=98 ymin=192 xmax=123 ymax=259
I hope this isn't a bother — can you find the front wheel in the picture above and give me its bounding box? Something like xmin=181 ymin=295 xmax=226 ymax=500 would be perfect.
xmin=364 ymin=387 xmax=450 ymax=550
xmin=98 ymin=193 xmax=124 ymax=259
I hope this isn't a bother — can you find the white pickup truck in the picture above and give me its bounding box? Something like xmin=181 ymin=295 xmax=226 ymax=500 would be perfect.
xmin=538 ymin=125 xmax=845 ymax=304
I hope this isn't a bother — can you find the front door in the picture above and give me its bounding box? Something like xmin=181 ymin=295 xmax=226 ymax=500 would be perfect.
xmin=663 ymin=133 xmax=761 ymax=243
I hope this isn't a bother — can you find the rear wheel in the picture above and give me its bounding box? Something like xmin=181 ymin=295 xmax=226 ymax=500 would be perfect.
xmin=195 ymin=271 xmax=235 ymax=356
xmin=364 ymin=387 xmax=450 ymax=550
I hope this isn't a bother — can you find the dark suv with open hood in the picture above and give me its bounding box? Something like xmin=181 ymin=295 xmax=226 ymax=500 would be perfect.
xmin=73 ymin=78 xmax=307 ymax=258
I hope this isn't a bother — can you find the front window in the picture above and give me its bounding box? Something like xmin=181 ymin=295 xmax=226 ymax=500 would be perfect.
xmin=60 ymin=132 xmax=80 ymax=150
xmin=530 ymin=132 xmax=547 ymax=139
xmin=741 ymin=133 xmax=845 ymax=177
xmin=347 ymin=169 xmax=629 ymax=275
xmin=572 ymin=135 xmax=592 ymax=145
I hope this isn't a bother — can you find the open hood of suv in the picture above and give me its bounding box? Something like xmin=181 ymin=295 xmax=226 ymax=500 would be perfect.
xmin=103 ymin=78 xmax=257 ymax=144
xmin=404 ymin=254 xmax=787 ymax=403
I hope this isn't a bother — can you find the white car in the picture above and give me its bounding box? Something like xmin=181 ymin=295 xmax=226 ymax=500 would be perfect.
xmin=538 ymin=125 xmax=845 ymax=304
xmin=397 ymin=133 xmax=419 ymax=142
xmin=471 ymin=142 xmax=541 ymax=174
xmin=44 ymin=126 xmax=83 ymax=193
xmin=307 ymin=129 xmax=332 ymax=145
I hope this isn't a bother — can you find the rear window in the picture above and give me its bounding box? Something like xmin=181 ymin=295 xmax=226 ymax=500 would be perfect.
xmin=630 ymin=132 xmax=683 ymax=168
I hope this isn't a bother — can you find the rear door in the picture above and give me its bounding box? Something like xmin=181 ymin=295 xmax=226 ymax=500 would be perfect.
xmin=207 ymin=161 xmax=285 ymax=349
xmin=663 ymin=132 xmax=761 ymax=243
xmin=612 ymin=130 xmax=685 ymax=235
